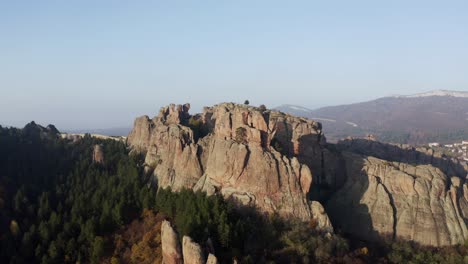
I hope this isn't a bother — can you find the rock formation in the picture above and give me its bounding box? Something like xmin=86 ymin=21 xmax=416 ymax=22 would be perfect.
xmin=206 ymin=254 xmax=218 ymax=264
xmin=129 ymin=102 xmax=468 ymax=247
xmin=92 ymin=144 xmax=104 ymax=164
xmin=128 ymin=103 xmax=333 ymax=229
xmin=182 ymin=236 xmax=205 ymax=264
xmin=326 ymin=150 xmax=468 ymax=247
xmin=23 ymin=121 xmax=60 ymax=140
xmin=161 ymin=220 xmax=182 ymax=264
xmin=161 ymin=220 xmax=218 ymax=264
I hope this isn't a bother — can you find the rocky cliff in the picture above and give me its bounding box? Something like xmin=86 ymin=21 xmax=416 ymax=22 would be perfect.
xmin=326 ymin=139 xmax=468 ymax=247
xmin=128 ymin=103 xmax=333 ymax=230
xmin=128 ymin=103 xmax=468 ymax=247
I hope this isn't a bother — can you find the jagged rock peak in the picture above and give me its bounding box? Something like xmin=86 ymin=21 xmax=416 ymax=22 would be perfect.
xmin=158 ymin=103 xmax=192 ymax=125
xmin=22 ymin=121 xmax=60 ymax=139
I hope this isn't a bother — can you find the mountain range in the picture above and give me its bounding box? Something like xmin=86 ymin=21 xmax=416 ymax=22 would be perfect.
xmin=276 ymin=90 xmax=468 ymax=144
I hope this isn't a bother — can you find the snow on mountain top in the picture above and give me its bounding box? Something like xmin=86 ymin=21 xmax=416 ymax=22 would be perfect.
xmin=394 ymin=90 xmax=468 ymax=98
xmin=289 ymin=106 xmax=312 ymax=112
xmin=277 ymin=105 xmax=313 ymax=112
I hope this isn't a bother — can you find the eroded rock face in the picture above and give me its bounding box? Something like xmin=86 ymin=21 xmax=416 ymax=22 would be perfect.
xmin=128 ymin=103 xmax=330 ymax=222
xmin=182 ymin=236 xmax=205 ymax=264
xmin=327 ymin=152 xmax=468 ymax=247
xmin=161 ymin=221 xmax=182 ymax=264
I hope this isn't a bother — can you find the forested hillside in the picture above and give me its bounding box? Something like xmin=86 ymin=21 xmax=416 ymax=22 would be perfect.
xmin=0 ymin=123 xmax=154 ymax=263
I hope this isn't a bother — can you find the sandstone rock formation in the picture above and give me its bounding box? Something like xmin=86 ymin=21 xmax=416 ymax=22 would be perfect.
xmin=161 ymin=220 xmax=219 ymax=264
xmin=129 ymin=102 xmax=468 ymax=247
xmin=326 ymin=151 xmax=468 ymax=247
xmin=182 ymin=236 xmax=205 ymax=264
xmin=206 ymin=254 xmax=218 ymax=264
xmin=310 ymin=201 xmax=333 ymax=233
xmin=92 ymin=144 xmax=104 ymax=164
xmin=128 ymin=103 xmax=333 ymax=227
xmin=161 ymin=220 xmax=182 ymax=264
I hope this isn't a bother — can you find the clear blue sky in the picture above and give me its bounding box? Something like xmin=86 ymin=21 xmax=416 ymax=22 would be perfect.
xmin=1 ymin=1 xmax=467 ymax=129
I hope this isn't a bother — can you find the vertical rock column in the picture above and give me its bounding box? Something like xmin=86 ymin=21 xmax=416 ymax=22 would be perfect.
xmin=161 ymin=221 xmax=183 ymax=264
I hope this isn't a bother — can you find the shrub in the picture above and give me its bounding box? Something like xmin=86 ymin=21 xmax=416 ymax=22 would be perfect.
xmin=188 ymin=117 xmax=208 ymax=142
xmin=235 ymin=127 xmax=247 ymax=144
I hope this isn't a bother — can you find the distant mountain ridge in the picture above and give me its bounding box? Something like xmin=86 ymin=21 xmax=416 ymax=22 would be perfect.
xmin=63 ymin=127 xmax=132 ymax=137
xmin=276 ymin=90 xmax=468 ymax=144
xmin=394 ymin=90 xmax=468 ymax=98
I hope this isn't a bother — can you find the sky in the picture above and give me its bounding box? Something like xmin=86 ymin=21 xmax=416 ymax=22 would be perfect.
xmin=1 ymin=1 xmax=467 ymax=130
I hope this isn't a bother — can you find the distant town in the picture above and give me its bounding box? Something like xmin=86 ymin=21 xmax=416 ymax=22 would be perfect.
xmin=428 ymin=140 xmax=468 ymax=161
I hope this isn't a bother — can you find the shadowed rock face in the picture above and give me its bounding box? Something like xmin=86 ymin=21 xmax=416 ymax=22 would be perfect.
xmin=127 ymin=103 xmax=333 ymax=229
xmin=326 ymin=140 xmax=468 ymax=247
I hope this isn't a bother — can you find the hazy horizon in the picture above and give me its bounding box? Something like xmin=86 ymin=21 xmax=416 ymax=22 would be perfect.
xmin=1 ymin=1 xmax=468 ymax=130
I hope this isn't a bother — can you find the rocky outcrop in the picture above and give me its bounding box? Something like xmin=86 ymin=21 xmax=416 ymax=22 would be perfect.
xmin=129 ymin=102 xmax=468 ymax=247
xmin=310 ymin=201 xmax=334 ymax=233
xmin=326 ymin=152 xmax=468 ymax=247
xmin=161 ymin=221 xmax=182 ymax=264
xmin=182 ymin=236 xmax=205 ymax=264
xmin=128 ymin=103 xmax=332 ymax=225
xmin=23 ymin=121 xmax=60 ymax=140
xmin=206 ymin=254 xmax=218 ymax=264
xmin=161 ymin=220 xmax=219 ymax=264
xmin=92 ymin=144 xmax=104 ymax=164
